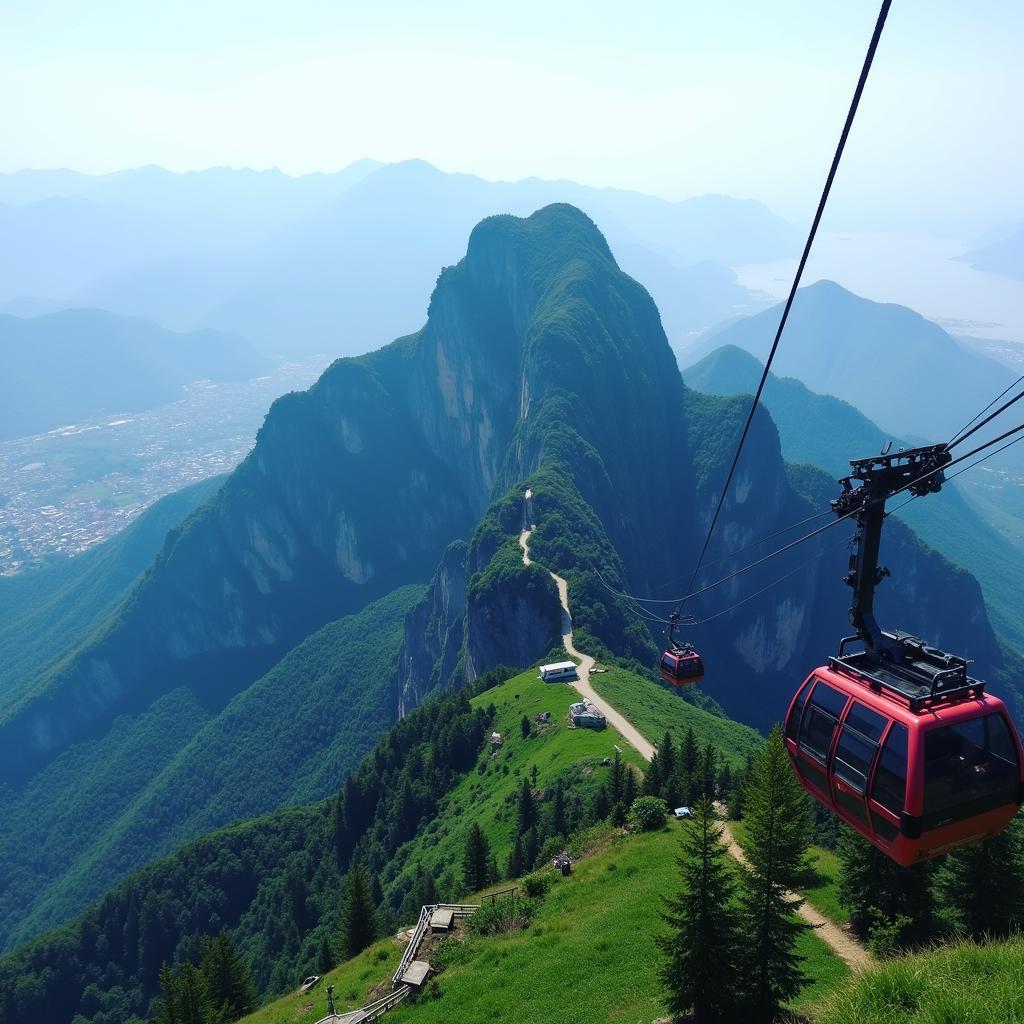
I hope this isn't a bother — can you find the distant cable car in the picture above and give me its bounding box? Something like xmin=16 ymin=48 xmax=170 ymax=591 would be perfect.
xmin=785 ymin=645 xmax=1024 ymax=866
xmin=788 ymin=443 xmax=1024 ymax=864
xmin=659 ymin=645 xmax=704 ymax=687
xmin=659 ymin=610 xmax=703 ymax=687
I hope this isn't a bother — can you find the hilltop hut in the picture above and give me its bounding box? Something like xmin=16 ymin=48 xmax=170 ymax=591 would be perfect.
xmin=569 ymin=699 xmax=606 ymax=730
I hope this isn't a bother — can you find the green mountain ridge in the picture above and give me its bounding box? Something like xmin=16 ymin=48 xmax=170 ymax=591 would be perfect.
xmin=0 ymin=204 xmax=1010 ymax=960
xmin=0 ymin=476 xmax=224 ymax=713
xmin=0 ymin=585 xmax=423 ymax=952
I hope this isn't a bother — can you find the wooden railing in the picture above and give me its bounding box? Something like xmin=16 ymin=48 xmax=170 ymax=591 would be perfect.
xmin=391 ymin=904 xmax=433 ymax=988
xmin=481 ymin=888 xmax=517 ymax=904
xmin=357 ymin=986 xmax=410 ymax=1021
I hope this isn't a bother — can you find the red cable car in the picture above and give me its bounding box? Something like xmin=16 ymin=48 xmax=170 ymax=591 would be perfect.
xmin=659 ymin=645 xmax=704 ymax=687
xmin=785 ymin=644 xmax=1024 ymax=866
xmin=786 ymin=443 xmax=1024 ymax=865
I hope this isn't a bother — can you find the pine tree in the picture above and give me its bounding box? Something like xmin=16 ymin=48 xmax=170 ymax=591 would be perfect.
xmin=642 ymin=750 xmax=663 ymax=798
xmin=521 ymin=714 xmax=531 ymax=739
xmin=552 ymin=781 xmax=567 ymax=837
xmin=524 ymin=826 xmax=540 ymax=871
xmin=154 ymin=964 xmax=181 ymax=1024
xmin=660 ymin=732 xmax=677 ymax=788
xmin=934 ymin=819 xmax=1024 ymax=938
xmin=658 ymin=797 xmax=742 ymax=1022
xmin=339 ymin=865 xmax=378 ymax=960
xmin=609 ymin=748 xmax=626 ymax=806
xmin=461 ymin=822 xmax=493 ymax=893
xmin=317 ymin=934 xmax=335 ymax=974
xmin=516 ymin=778 xmax=537 ymax=832
xmin=682 ymin=727 xmax=699 ymax=777
xmin=736 ymin=726 xmax=811 ymax=1017
xmin=506 ymin=832 xmax=525 ymax=878
xmin=176 ymin=963 xmax=215 ymax=1024
xmin=200 ymin=931 xmax=257 ymax=1021
xmin=593 ymin=782 xmax=611 ymax=821
xmin=623 ymin=764 xmax=638 ymax=809
xmin=331 ymin=791 xmax=347 ymax=867
xmin=837 ymin=826 xmax=933 ymax=947
xmin=700 ymin=741 xmax=717 ymax=801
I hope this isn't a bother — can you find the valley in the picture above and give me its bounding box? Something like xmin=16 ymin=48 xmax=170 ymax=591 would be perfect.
xmin=0 ymin=357 xmax=326 ymax=573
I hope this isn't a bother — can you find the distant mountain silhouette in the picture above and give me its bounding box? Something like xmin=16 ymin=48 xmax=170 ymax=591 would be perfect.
xmin=956 ymin=226 xmax=1024 ymax=280
xmin=0 ymin=160 xmax=792 ymax=357
xmin=684 ymin=280 xmax=1015 ymax=441
xmin=0 ymin=308 xmax=269 ymax=439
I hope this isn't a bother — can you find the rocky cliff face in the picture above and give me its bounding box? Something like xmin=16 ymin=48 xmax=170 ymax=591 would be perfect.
xmin=394 ymin=542 xmax=469 ymax=715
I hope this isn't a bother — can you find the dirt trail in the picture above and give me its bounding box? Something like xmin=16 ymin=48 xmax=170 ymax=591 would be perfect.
xmin=518 ymin=489 xmax=874 ymax=973
xmin=713 ymin=805 xmax=875 ymax=972
xmin=519 ymin=491 xmax=654 ymax=761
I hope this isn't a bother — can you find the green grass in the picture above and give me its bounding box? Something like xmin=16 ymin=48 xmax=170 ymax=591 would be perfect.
xmin=588 ymin=667 xmax=762 ymax=767
xmin=217 ymin=939 xmax=401 ymax=1024
xmin=729 ymin=819 xmax=849 ymax=927
xmin=383 ymin=670 xmax=646 ymax=899
xmin=237 ymin=666 xmax=851 ymax=1024
xmin=811 ymin=936 xmax=1024 ymax=1024
xmin=801 ymin=845 xmax=848 ymax=927
xmin=391 ymin=823 xmax=845 ymax=1024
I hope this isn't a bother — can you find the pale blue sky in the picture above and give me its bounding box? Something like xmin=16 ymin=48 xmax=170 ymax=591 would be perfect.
xmin=2 ymin=0 xmax=1020 ymax=232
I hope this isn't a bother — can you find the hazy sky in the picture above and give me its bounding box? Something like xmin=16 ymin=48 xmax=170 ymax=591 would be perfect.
xmin=2 ymin=0 xmax=1020 ymax=234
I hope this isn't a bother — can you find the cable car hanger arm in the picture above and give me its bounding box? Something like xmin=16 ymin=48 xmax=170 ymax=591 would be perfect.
xmin=832 ymin=442 xmax=951 ymax=659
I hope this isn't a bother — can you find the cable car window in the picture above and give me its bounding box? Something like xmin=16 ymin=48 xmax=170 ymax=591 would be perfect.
xmin=798 ymin=682 xmax=847 ymax=762
xmin=871 ymin=722 xmax=908 ymax=814
xmin=844 ymin=702 xmax=887 ymax=743
xmin=923 ymin=716 xmax=1020 ymax=820
xmin=785 ymin=680 xmax=811 ymax=742
xmin=833 ymin=728 xmax=877 ymax=795
xmin=988 ymin=714 xmax=1020 ymax=769
xmin=810 ymin=682 xmax=848 ymax=719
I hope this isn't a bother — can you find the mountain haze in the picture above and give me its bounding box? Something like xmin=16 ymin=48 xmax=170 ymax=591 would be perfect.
xmin=0 ymin=309 xmax=269 ymax=439
xmin=686 ymin=280 xmax=1015 ymax=441
xmin=0 ymin=161 xmax=788 ymax=357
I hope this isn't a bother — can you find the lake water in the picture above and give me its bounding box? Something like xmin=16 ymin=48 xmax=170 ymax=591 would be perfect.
xmin=734 ymin=232 xmax=1024 ymax=343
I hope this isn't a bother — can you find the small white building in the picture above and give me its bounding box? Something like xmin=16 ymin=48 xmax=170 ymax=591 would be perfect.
xmin=539 ymin=660 xmax=577 ymax=682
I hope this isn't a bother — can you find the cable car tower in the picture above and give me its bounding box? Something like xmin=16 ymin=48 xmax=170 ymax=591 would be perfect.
xmin=829 ymin=442 xmax=984 ymax=709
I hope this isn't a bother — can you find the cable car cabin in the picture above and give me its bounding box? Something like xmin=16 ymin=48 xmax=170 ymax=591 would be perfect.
xmin=659 ymin=647 xmax=704 ymax=687
xmin=784 ymin=660 xmax=1024 ymax=866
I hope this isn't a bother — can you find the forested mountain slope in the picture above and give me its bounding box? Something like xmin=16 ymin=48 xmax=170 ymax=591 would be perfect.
xmin=0 ymin=476 xmax=223 ymax=713
xmin=684 ymin=344 xmax=1024 ymax=648
xmin=0 ymin=665 xmax=761 ymax=1024
xmin=0 ymin=585 xmax=423 ymax=953
xmin=0 ymin=204 xmax=1008 ymax=955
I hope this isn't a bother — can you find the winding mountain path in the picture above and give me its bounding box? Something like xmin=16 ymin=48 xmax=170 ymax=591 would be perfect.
xmin=519 ymin=490 xmax=654 ymax=760
xmin=517 ymin=489 xmax=873 ymax=973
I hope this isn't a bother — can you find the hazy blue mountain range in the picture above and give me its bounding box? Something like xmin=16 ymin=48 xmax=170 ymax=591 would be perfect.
xmin=0 ymin=205 xmax=1009 ymax=956
xmin=685 ymin=279 xmax=1016 ymax=442
xmin=0 ymin=160 xmax=791 ymax=357
xmin=0 ymin=308 xmax=270 ymax=439
xmin=683 ymin=344 xmax=1024 ymax=648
